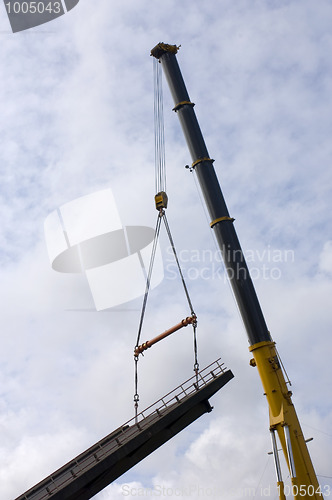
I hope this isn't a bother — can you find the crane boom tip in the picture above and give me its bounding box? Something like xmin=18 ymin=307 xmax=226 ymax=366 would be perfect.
xmin=151 ymin=43 xmax=180 ymax=59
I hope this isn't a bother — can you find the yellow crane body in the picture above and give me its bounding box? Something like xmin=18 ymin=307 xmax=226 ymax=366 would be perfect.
xmin=250 ymin=341 xmax=322 ymax=499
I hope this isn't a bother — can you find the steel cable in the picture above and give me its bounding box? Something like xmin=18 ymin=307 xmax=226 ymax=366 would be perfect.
xmin=134 ymin=212 xmax=162 ymax=421
xmin=134 ymin=60 xmax=199 ymax=418
xmin=154 ymin=58 xmax=166 ymax=194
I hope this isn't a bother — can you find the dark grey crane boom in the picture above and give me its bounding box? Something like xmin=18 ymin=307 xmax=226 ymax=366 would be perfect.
xmin=150 ymin=42 xmax=270 ymax=347
xmin=150 ymin=42 xmax=322 ymax=500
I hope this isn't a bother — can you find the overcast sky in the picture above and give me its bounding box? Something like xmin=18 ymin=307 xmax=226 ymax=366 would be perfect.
xmin=1 ymin=1 xmax=332 ymax=499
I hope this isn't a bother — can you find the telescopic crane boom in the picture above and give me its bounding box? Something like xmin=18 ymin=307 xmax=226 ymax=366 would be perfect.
xmin=151 ymin=42 xmax=322 ymax=500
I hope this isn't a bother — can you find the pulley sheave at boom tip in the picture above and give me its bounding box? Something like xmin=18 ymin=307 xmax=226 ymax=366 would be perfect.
xmin=151 ymin=42 xmax=323 ymax=499
xmin=151 ymin=42 xmax=180 ymax=59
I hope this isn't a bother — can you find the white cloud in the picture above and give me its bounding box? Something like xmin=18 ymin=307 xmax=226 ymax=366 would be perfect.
xmin=319 ymin=241 xmax=332 ymax=275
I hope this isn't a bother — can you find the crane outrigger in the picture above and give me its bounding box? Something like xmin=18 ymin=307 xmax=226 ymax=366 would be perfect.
xmin=150 ymin=42 xmax=322 ymax=500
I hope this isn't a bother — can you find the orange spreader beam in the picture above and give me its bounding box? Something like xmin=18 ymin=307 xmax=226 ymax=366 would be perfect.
xmin=134 ymin=315 xmax=197 ymax=356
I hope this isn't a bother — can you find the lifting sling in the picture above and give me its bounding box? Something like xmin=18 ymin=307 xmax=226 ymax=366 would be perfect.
xmin=133 ymin=58 xmax=199 ymax=419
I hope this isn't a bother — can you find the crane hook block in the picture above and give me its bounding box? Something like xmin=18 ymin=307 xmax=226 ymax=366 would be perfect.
xmin=134 ymin=315 xmax=197 ymax=356
xmin=155 ymin=191 xmax=168 ymax=210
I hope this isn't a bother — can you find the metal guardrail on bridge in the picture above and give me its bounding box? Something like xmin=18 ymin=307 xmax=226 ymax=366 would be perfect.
xmin=16 ymin=358 xmax=233 ymax=500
